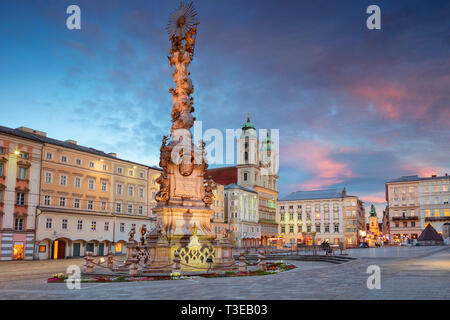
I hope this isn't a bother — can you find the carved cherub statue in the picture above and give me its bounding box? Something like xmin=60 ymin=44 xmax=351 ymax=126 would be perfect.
xmin=128 ymin=225 xmax=136 ymax=243
xmin=139 ymin=224 xmax=147 ymax=244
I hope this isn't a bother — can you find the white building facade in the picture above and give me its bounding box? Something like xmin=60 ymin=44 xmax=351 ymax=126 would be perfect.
xmin=224 ymin=184 xmax=260 ymax=248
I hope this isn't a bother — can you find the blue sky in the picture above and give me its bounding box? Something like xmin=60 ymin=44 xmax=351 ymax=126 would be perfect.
xmin=1 ymin=0 xmax=449 ymax=217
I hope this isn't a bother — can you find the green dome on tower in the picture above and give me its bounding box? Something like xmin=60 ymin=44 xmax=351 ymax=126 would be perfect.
xmin=242 ymin=113 xmax=256 ymax=131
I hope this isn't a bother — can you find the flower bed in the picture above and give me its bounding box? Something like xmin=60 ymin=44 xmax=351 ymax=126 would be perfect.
xmin=47 ymin=262 xmax=296 ymax=283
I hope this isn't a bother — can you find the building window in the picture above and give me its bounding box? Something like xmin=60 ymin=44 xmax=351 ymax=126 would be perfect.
xmin=411 ymin=221 xmax=415 ymax=227
xmin=0 ymin=163 xmax=4 ymax=177
xmin=307 ymin=225 xmax=311 ymax=232
xmin=116 ymin=202 xmax=122 ymax=213
xmin=44 ymin=195 xmax=51 ymax=206
xmin=101 ymin=181 xmax=107 ymax=192
xmin=75 ymin=159 xmax=82 ymax=165
xmin=101 ymin=201 xmax=107 ymax=211
xmin=88 ymin=179 xmax=95 ymax=190
xmin=62 ymin=219 xmax=68 ymax=230
xmin=87 ymin=200 xmax=94 ymax=210
xmin=59 ymin=197 xmax=66 ymax=207
xmin=61 ymin=155 xmax=68 ymax=163
xmin=44 ymin=172 xmax=52 ymax=184
xmin=74 ymin=176 xmax=81 ymax=188
xmin=19 ymin=151 xmax=29 ymax=159
xmin=434 ymin=209 xmax=440 ymax=217
xmin=315 ymin=223 xmax=321 ymax=233
xmin=18 ymin=167 xmax=27 ymax=180
xmin=104 ymin=222 xmax=109 ymax=231
xmin=120 ymin=223 xmax=125 ymax=232
xmin=116 ymin=184 xmax=122 ymax=195
xmin=244 ymin=172 xmax=248 ymax=181
xmin=16 ymin=193 xmax=25 ymax=205
xmin=89 ymin=161 xmax=95 ymax=168
xmin=91 ymin=221 xmax=96 ymax=231
xmin=102 ymin=164 xmax=108 ymax=171
xmin=289 ymin=225 xmax=294 ymax=233
xmin=139 ymin=187 xmax=144 ymax=198
xmin=115 ymin=242 xmax=122 ymax=252
xmin=138 ymin=205 xmax=143 ymax=215
xmin=60 ymin=175 xmax=67 ymax=186
xmin=45 ymin=152 xmax=53 ymax=160
xmin=281 ymin=226 xmax=285 ymax=233
xmin=117 ymin=167 xmax=123 ymax=174
xmin=46 ymin=218 xmax=53 ymax=229
xmin=77 ymin=220 xmax=83 ymax=230
xmin=14 ymin=218 xmax=24 ymax=231
xmin=127 ymin=204 xmax=133 ymax=214
xmin=129 ymin=170 xmax=134 ymax=176
xmin=74 ymin=198 xmax=80 ymax=209
xmin=139 ymin=171 xmax=144 ymax=179
xmin=334 ymin=224 xmax=339 ymax=233
xmin=324 ymin=224 xmax=330 ymax=233
xmin=128 ymin=185 xmax=134 ymax=196
xmin=425 ymin=209 xmax=431 ymax=217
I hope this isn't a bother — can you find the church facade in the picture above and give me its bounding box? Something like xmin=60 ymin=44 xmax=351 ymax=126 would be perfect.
xmin=206 ymin=115 xmax=279 ymax=247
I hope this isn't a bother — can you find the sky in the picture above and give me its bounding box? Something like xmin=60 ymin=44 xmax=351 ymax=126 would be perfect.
xmin=1 ymin=0 xmax=449 ymax=218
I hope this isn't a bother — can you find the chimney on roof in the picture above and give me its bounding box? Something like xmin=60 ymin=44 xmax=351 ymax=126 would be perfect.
xmin=16 ymin=126 xmax=47 ymax=137
xmin=65 ymin=139 xmax=77 ymax=145
xmin=108 ymin=152 xmax=117 ymax=158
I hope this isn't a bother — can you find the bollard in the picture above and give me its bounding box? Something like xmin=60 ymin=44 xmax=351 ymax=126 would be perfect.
xmin=258 ymin=252 xmax=266 ymax=271
xmin=239 ymin=252 xmax=247 ymax=273
xmin=172 ymin=251 xmax=181 ymax=273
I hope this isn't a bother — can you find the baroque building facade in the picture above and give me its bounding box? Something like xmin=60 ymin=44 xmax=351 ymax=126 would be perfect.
xmin=224 ymin=184 xmax=259 ymax=248
xmin=0 ymin=126 xmax=42 ymax=260
xmin=278 ymin=188 xmax=365 ymax=247
xmin=0 ymin=125 xmax=161 ymax=260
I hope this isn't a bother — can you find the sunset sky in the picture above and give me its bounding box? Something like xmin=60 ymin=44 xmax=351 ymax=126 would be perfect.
xmin=1 ymin=0 xmax=449 ymax=215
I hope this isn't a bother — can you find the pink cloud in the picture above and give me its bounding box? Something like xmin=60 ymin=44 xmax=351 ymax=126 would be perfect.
xmin=281 ymin=140 xmax=356 ymax=190
xmin=359 ymin=192 xmax=386 ymax=204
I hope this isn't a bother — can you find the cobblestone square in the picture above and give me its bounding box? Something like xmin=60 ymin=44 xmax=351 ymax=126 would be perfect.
xmin=0 ymin=246 xmax=448 ymax=300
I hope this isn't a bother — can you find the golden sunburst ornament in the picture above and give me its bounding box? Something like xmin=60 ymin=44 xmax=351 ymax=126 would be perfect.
xmin=166 ymin=1 xmax=198 ymax=38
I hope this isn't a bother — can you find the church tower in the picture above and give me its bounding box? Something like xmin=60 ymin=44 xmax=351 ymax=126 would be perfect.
xmin=260 ymin=130 xmax=278 ymax=191
xmin=237 ymin=114 xmax=260 ymax=188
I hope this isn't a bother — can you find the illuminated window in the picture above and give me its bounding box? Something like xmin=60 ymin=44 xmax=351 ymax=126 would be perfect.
xmin=39 ymin=245 xmax=46 ymax=253
xmin=115 ymin=242 xmax=122 ymax=253
xmin=445 ymin=209 xmax=450 ymax=216
xmin=434 ymin=209 xmax=440 ymax=217
xmin=443 ymin=185 xmax=448 ymax=192
xmin=425 ymin=210 xmax=431 ymax=217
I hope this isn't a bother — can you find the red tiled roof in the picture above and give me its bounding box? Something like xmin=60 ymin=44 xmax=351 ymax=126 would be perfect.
xmin=206 ymin=166 xmax=237 ymax=186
